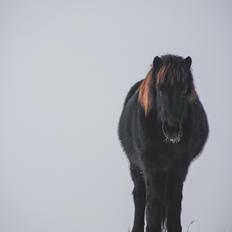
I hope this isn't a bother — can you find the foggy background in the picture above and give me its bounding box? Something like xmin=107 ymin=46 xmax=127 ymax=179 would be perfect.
xmin=0 ymin=0 xmax=231 ymax=231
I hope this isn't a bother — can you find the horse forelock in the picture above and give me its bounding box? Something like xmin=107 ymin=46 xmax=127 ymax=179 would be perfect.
xmin=138 ymin=62 xmax=198 ymax=117
xmin=157 ymin=63 xmax=185 ymax=86
xmin=157 ymin=63 xmax=198 ymax=102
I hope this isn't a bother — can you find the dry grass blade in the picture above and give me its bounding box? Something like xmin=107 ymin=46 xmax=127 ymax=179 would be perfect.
xmin=187 ymin=220 xmax=195 ymax=232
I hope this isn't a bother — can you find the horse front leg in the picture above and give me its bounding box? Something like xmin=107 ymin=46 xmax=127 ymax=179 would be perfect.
xmin=166 ymin=166 xmax=188 ymax=232
xmin=130 ymin=165 xmax=146 ymax=232
xmin=145 ymin=170 xmax=166 ymax=232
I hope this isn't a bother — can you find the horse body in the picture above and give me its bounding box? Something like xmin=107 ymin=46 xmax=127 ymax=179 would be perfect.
xmin=118 ymin=55 xmax=209 ymax=232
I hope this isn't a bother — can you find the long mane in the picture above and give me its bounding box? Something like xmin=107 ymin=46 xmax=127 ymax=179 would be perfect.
xmin=138 ymin=68 xmax=154 ymax=117
xmin=138 ymin=64 xmax=198 ymax=117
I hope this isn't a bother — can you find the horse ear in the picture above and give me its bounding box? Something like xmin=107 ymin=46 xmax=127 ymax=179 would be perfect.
xmin=184 ymin=56 xmax=192 ymax=69
xmin=153 ymin=56 xmax=163 ymax=69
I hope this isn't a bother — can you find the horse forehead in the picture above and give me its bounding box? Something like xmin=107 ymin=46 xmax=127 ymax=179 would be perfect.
xmin=166 ymin=64 xmax=185 ymax=76
xmin=159 ymin=64 xmax=185 ymax=80
xmin=162 ymin=80 xmax=186 ymax=93
xmin=161 ymin=75 xmax=187 ymax=88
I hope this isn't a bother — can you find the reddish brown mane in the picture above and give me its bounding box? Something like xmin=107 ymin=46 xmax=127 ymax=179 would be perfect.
xmin=138 ymin=65 xmax=171 ymax=116
xmin=138 ymin=65 xmax=197 ymax=117
xmin=138 ymin=68 xmax=154 ymax=117
xmin=156 ymin=64 xmax=170 ymax=85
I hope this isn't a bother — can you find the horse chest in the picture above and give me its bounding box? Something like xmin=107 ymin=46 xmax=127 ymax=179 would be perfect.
xmin=138 ymin=141 xmax=189 ymax=170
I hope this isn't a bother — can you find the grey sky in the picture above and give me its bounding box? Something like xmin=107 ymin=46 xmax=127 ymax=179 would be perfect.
xmin=0 ymin=1 xmax=231 ymax=231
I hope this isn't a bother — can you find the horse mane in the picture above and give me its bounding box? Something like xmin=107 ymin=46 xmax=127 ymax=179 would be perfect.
xmin=138 ymin=68 xmax=154 ymax=117
xmin=138 ymin=64 xmax=198 ymax=117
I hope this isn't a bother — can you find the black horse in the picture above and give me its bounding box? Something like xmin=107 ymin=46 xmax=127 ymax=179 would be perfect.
xmin=118 ymin=55 xmax=209 ymax=232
